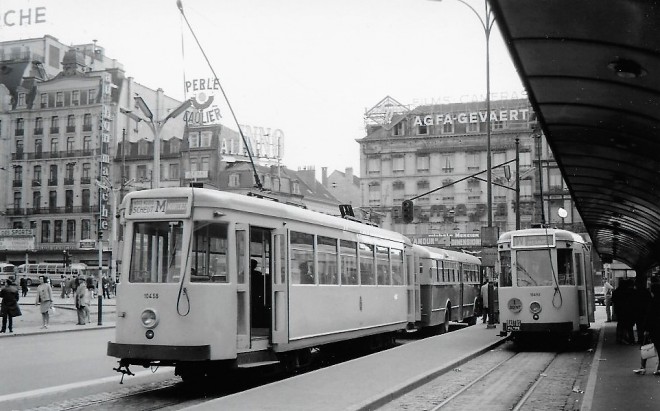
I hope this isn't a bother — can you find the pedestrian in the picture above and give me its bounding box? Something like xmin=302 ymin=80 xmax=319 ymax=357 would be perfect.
xmin=86 ymin=275 xmax=95 ymax=298
xmin=633 ymin=282 xmax=660 ymax=375
xmin=613 ymin=279 xmax=636 ymax=344
xmin=1 ymin=279 xmax=21 ymax=333
xmin=603 ymin=279 xmax=614 ymax=322
xmin=109 ymin=275 xmax=116 ymax=298
xmin=75 ymin=278 xmax=89 ymax=325
xmin=19 ymin=275 xmax=28 ymax=298
xmin=34 ymin=276 xmax=53 ymax=329
xmin=102 ymin=274 xmax=110 ymax=299
xmin=481 ymin=277 xmax=490 ymax=324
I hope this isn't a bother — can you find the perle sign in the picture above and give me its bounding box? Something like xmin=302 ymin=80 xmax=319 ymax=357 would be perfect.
xmin=413 ymin=108 xmax=531 ymax=126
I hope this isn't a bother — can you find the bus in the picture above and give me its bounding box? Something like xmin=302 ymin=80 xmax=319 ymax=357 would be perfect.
xmin=0 ymin=263 xmax=16 ymax=285
xmin=15 ymin=263 xmax=88 ymax=287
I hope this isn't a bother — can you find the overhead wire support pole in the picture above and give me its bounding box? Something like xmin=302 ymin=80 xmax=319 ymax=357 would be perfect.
xmin=176 ymin=0 xmax=263 ymax=190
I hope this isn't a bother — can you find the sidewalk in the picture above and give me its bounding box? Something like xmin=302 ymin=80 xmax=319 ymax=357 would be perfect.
xmin=583 ymin=320 xmax=660 ymax=411
xmin=0 ymin=289 xmax=116 ymax=337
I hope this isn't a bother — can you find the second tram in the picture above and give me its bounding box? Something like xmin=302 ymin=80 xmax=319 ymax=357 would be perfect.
xmin=497 ymin=228 xmax=595 ymax=339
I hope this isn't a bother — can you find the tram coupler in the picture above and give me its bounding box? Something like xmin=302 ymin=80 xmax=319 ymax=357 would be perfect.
xmin=113 ymin=361 xmax=135 ymax=384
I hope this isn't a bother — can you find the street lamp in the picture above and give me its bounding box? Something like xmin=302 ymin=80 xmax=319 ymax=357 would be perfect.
xmin=431 ymin=0 xmax=495 ymax=227
xmin=122 ymin=90 xmax=192 ymax=188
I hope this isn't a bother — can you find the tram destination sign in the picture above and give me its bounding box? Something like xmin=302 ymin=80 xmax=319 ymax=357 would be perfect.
xmin=130 ymin=198 xmax=189 ymax=216
xmin=512 ymin=234 xmax=555 ymax=248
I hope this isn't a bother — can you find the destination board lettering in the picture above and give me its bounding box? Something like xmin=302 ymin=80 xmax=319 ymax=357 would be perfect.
xmin=130 ymin=198 xmax=188 ymax=215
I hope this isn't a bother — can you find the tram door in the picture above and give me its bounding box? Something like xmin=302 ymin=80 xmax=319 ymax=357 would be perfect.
xmin=575 ymin=250 xmax=589 ymax=326
xmin=271 ymin=228 xmax=288 ymax=344
xmin=249 ymin=227 xmax=273 ymax=340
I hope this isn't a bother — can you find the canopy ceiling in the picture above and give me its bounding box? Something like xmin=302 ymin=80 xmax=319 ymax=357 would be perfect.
xmin=490 ymin=0 xmax=660 ymax=272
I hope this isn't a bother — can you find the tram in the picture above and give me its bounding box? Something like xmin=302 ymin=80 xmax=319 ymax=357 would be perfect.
xmin=108 ymin=187 xmax=416 ymax=380
xmin=412 ymin=245 xmax=481 ymax=332
xmin=497 ymin=228 xmax=595 ymax=339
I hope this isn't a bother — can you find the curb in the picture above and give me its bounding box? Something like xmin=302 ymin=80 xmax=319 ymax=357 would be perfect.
xmin=352 ymin=334 xmax=511 ymax=411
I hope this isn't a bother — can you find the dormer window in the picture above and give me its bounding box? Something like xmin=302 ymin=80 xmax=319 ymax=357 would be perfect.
xmin=17 ymin=93 xmax=26 ymax=107
xmin=393 ymin=121 xmax=405 ymax=136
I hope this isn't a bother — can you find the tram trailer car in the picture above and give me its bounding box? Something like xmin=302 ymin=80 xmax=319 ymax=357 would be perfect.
xmin=107 ymin=187 xmax=418 ymax=380
xmin=412 ymin=245 xmax=482 ymax=332
xmin=497 ymin=228 xmax=595 ymax=340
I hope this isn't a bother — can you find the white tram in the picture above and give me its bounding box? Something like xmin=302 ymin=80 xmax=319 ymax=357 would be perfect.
xmin=497 ymin=228 xmax=595 ymax=338
xmin=412 ymin=245 xmax=481 ymax=331
xmin=107 ymin=187 xmax=416 ymax=379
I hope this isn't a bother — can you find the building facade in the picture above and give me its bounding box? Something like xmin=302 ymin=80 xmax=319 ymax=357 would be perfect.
xmin=357 ymin=97 xmax=585 ymax=256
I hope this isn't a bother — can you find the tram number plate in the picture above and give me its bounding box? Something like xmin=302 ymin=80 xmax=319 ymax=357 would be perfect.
xmin=507 ymin=319 xmax=521 ymax=331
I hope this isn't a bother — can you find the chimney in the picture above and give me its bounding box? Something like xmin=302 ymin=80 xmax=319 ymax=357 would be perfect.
xmin=322 ymin=167 xmax=328 ymax=187
xmin=345 ymin=167 xmax=353 ymax=183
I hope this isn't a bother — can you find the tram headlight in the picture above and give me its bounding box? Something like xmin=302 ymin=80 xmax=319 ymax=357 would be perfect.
xmin=529 ymin=301 xmax=542 ymax=314
xmin=140 ymin=309 xmax=159 ymax=329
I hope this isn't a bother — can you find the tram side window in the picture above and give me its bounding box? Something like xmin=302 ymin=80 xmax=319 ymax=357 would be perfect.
xmin=499 ymin=251 xmax=512 ymax=286
xmin=557 ymin=249 xmax=574 ymax=285
xmin=376 ymin=246 xmax=390 ymax=285
xmin=291 ymin=231 xmax=315 ymax=284
xmin=191 ymin=222 xmax=229 ymax=283
xmin=515 ymin=250 xmax=554 ymax=287
xmin=318 ymin=236 xmax=338 ymax=285
xmin=359 ymin=243 xmax=376 ymax=285
xmin=129 ymin=221 xmax=183 ymax=283
xmin=340 ymin=240 xmax=358 ymax=285
xmin=391 ymin=248 xmax=404 ymax=285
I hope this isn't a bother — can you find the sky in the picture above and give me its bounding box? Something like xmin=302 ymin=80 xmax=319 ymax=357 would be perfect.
xmin=3 ymin=0 xmax=525 ymax=178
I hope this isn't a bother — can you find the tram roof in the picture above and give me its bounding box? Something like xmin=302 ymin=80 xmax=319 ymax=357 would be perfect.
xmin=498 ymin=228 xmax=586 ymax=245
xmin=491 ymin=0 xmax=660 ymax=272
xmin=123 ymin=188 xmax=411 ymax=246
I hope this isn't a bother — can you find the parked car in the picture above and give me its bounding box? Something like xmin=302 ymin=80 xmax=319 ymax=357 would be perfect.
xmin=594 ymin=286 xmax=605 ymax=305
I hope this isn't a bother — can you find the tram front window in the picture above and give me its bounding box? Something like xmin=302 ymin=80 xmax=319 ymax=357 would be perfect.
xmin=515 ymin=250 xmax=554 ymax=287
xmin=130 ymin=221 xmax=183 ymax=283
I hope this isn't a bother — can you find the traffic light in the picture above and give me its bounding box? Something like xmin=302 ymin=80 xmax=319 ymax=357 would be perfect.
xmin=402 ymin=200 xmax=414 ymax=223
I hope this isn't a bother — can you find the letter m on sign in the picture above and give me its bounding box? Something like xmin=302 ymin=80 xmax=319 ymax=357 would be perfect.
xmin=155 ymin=200 xmax=167 ymax=213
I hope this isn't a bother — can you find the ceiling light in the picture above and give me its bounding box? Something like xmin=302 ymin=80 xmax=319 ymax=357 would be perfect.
xmin=607 ymin=58 xmax=647 ymax=78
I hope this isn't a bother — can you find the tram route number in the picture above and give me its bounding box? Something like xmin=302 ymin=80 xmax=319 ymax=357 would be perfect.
xmin=144 ymin=293 xmax=159 ymax=299
xmin=507 ymin=319 xmax=521 ymax=331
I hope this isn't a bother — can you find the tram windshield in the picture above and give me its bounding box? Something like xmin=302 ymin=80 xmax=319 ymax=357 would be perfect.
xmin=129 ymin=221 xmax=183 ymax=283
xmin=515 ymin=250 xmax=555 ymax=287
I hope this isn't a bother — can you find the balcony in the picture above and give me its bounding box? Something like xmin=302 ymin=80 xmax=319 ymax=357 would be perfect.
xmin=6 ymin=208 xmax=26 ymax=216
xmin=34 ymin=128 xmax=43 ymax=135
xmin=81 ymin=177 xmax=91 ymax=185
xmin=15 ymin=129 xmax=24 ymax=136
xmin=50 ymin=127 xmax=59 ymax=134
xmin=66 ymin=126 xmax=76 ymax=133
xmin=83 ymin=124 xmax=92 ymax=132
xmin=64 ymin=178 xmax=74 ymax=185
xmin=48 ymin=179 xmax=58 ymax=186
xmin=32 ymin=180 xmax=41 ymax=187
xmin=12 ymin=180 xmax=22 ymax=187
xmin=11 ymin=152 xmax=25 ymax=160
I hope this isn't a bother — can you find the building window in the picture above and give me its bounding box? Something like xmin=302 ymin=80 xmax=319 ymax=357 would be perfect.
xmin=170 ymin=139 xmax=180 ymax=153
xmin=49 ymin=190 xmax=57 ymax=211
xmin=466 ymin=121 xmax=479 ymax=133
xmin=83 ymin=136 xmax=92 ymax=154
xmin=138 ymin=141 xmax=149 ymax=156
xmin=188 ymin=131 xmax=200 ymax=148
xmin=33 ymin=165 xmax=42 ymax=186
xmin=17 ymin=93 xmax=26 ymax=107
xmin=520 ymin=151 xmax=532 ymax=168
xmin=49 ymin=165 xmax=58 ymax=185
xmin=54 ymin=220 xmax=63 ymax=243
xmin=368 ymin=182 xmax=380 ymax=206
xmin=393 ymin=155 xmax=404 ymax=173
xmin=67 ymin=137 xmax=75 ymax=154
xmin=367 ymin=157 xmax=380 ymax=175
xmin=442 ymin=121 xmax=454 ymax=134
xmin=67 ymin=220 xmax=76 ymax=242
xmin=228 ymin=173 xmax=240 ymax=187
xmin=56 ymin=92 xmax=64 ymax=107
xmin=14 ymin=165 xmax=22 ymax=182
xmin=493 ymin=151 xmax=506 ymax=168
xmin=88 ymin=89 xmax=97 ymax=104
xmin=82 ymin=219 xmax=91 ymax=240
xmin=190 ymin=159 xmax=198 ymax=172
xmin=41 ymin=93 xmax=48 ymax=108
xmin=33 ymin=191 xmax=41 ymax=212
xmin=50 ymin=138 xmax=59 ymax=155
xmin=82 ymin=189 xmax=90 ymax=211
xmin=393 ymin=121 xmax=405 ymax=136
xmin=201 ymin=156 xmax=210 ymax=171
xmin=392 ymin=181 xmax=404 ymax=202
xmin=82 ymin=163 xmax=91 ymax=182
xmin=71 ymin=90 xmax=80 ymax=105
xmin=65 ymin=190 xmax=73 ymax=211
xmin=15 ymin=118 xmax=24 ymax=136
xmin=16 ymin=140 xmax=23 ymax=157
xmin=549 ymin=168 xmax=563 ymax=190
xmin=416 ymin=155 xmax=430 ymax=172
xmin=292 ymin=181 xmax=300 ymax=195
xmin=35 ymin=139 xmax=42 ymax=157
xmin=169 ymin=164 xmax=179 ymax=180
xmin=66 ymin=114 xmax=75 ymax=132
xmin=65 ymin=163 xmax=75 ymax=181
xmin=417 ymin=180 xmax=430 ymax=190
xmin=467 ymin=152 xmax=480 ymax=171
xmin=418 ymin=124 xmax=428 ymax=135
xmin=492 ymin=119 xmax=505 ymax=130
xmin=42 ymin=221 xmax=51 ymax=243
xmin=13 ymin=192 xmax=21 ymax=210
xmin=137 ymin=165 xmax=148 ymax=181
xmin=83 ymin=113 xmax=92 ymax=131
xmin=51 ymin=116 xmax=59 ymax=133
xmin=441 ymin=155 xmax=453 ymax=173
xmin=34 ymin=117 xmax=43 ymax=134
xmin=200 ymin=131 xmax=212 ymax=147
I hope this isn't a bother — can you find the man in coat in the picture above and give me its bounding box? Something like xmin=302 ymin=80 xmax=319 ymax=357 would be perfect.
xmin=1 ymin=279 xmax=22 ymax=333
xmin=75 ymin=278 xmax=89 ymax=325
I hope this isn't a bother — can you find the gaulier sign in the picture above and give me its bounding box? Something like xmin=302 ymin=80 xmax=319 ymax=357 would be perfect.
xmin=183 ymin=77 xmax=223 ymax=125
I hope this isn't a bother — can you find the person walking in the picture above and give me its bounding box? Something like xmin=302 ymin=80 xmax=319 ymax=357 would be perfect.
xmin=1 ymin=279 xmax=21 ymax=333
xmin=19 ymin=275 xmax=28 ymax=298
xmin=35 ymin=276 xmax=53 ymax=329
xmin=634 ymin=282 xmax=660 ymax=375
xmin=75 ymin=278 xmax=89 ymax=325
xmin=603 ymin=279 xmax=614 ymax=322
xmin=613 ymin=279 xmax=636 ymax=344
xmin=102 ymin=274 xmax=110 ymax=299
xmin=481 ymin=278 xmax=490 ymax=324
xmin=634 ymin=282 xmax=652 ymax=344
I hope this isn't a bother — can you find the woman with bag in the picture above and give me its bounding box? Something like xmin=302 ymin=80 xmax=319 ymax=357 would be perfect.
xmin=634 ymin=282 xmax=660 ymax=375
xmin=34 ymin=276 xmax=53 ymax=329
